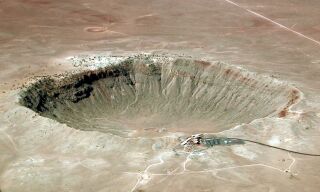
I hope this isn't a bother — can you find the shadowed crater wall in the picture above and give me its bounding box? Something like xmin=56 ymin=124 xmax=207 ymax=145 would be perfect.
xmin=19 ymin=56 xmax=300 ymax=137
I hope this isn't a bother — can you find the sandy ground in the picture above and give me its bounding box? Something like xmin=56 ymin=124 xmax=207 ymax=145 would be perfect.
xmin=1 ymin=0 xmax=320 ymax=191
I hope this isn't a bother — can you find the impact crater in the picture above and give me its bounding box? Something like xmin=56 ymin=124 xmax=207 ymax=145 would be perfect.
xmin=20 ymin=56 xmax=300 ymax=137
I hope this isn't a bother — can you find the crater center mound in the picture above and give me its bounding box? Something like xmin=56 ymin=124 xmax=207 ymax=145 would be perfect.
xmin=20 ymin=56 xmax=300 ymax=137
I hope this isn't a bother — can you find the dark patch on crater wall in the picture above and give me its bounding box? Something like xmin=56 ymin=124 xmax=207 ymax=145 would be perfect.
xmin=20 ymin=59 xmax=138 ymax=114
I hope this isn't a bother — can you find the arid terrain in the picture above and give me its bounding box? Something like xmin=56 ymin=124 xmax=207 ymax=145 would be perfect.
xmin=1 ymin=0 xmax=320 ymax=192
